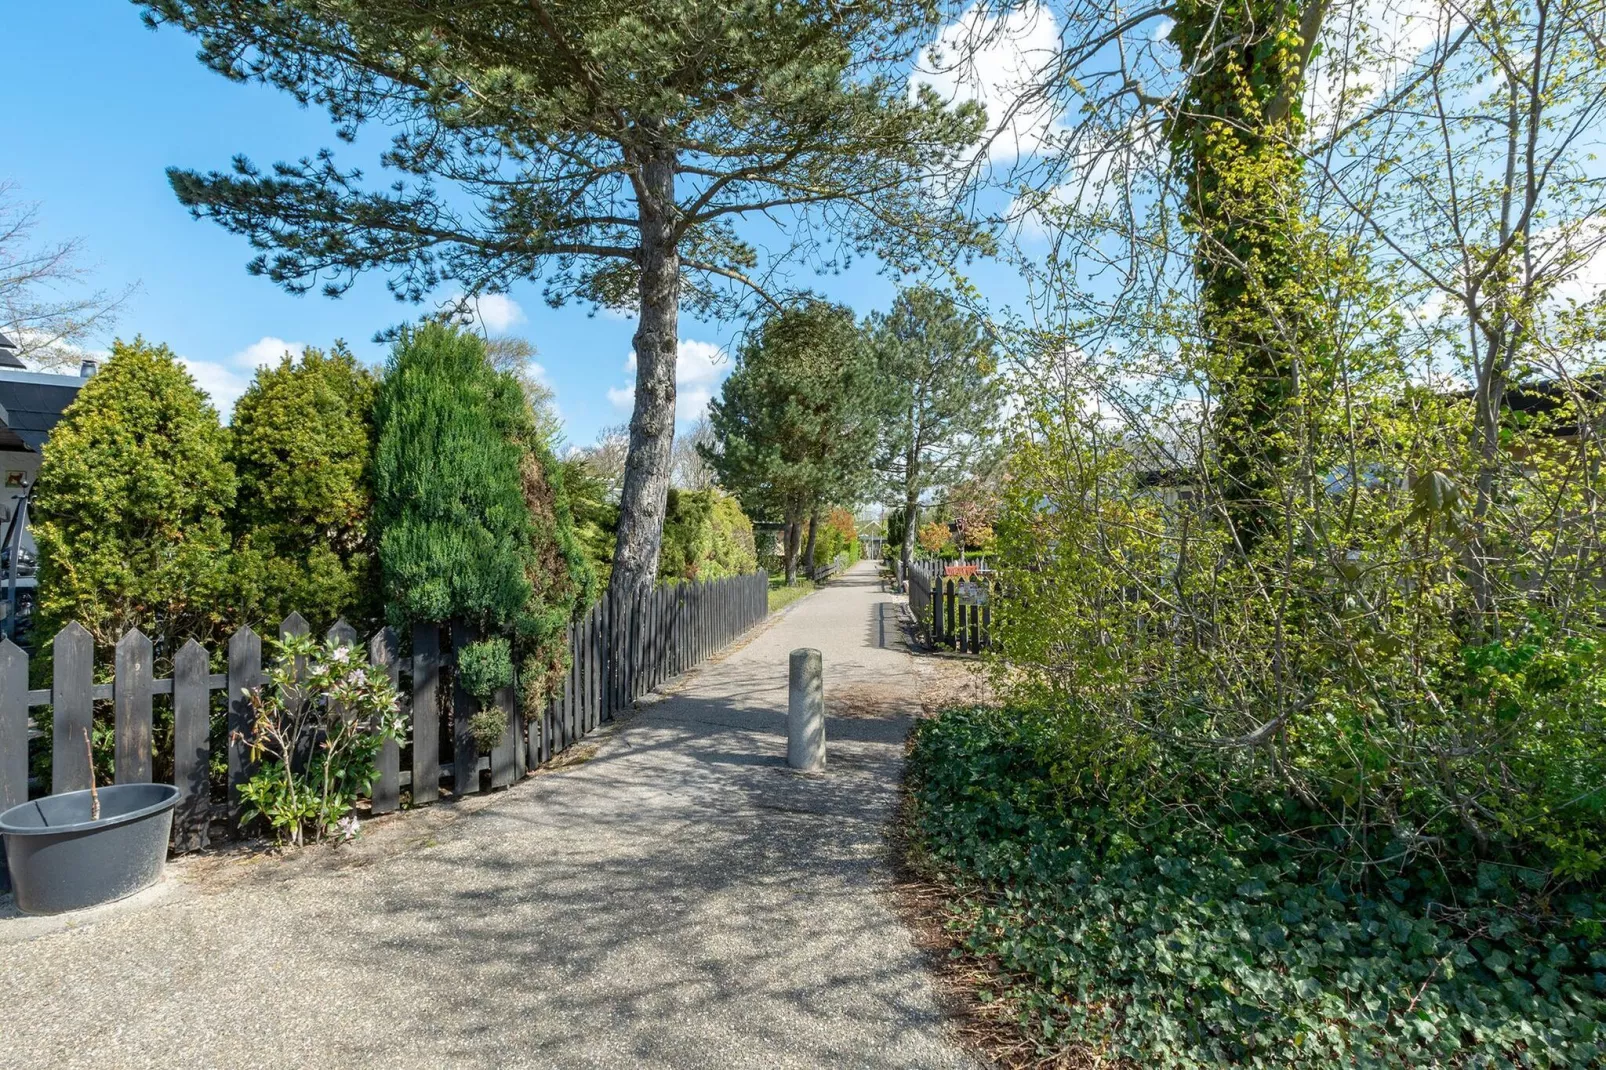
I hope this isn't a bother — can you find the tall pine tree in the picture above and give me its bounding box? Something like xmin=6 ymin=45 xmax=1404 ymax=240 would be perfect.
xmin=704 ymin=301 xmax=878 ymax=585
xmin=139 ymin=0 xmax=986 ymax=601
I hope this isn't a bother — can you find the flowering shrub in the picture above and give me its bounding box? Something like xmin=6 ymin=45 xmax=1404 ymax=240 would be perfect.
xmin=238 ymin=632 xmax=406 ymax=846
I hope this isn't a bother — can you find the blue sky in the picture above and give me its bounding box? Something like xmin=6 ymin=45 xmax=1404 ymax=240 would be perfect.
xmin=3 ymin=1 xmax=1043 ymax=448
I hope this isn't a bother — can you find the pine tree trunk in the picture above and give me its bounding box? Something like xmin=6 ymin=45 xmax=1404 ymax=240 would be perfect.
xmin=803 ymin=508 xmax=819 ymax=578
xmin=611 ymin=150 xmax=680 ymax=602
xmin=784 ymin=515 xmax=800 ymax=586
xmin=900 ymin=482 xmax=918 ymax=579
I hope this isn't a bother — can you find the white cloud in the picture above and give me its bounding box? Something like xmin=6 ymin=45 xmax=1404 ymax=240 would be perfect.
xmin=911 ymin=2 xmax=1064 ymax=163
xmin=609 ymin=339 xmax=730 ymax=423
xmin=473 ymin=293 xmax=526 ymax=334
xmin=433 ymin=290 xmax=528 ymax=335
xmin=179 ymin=336 xmax=305 ymax=420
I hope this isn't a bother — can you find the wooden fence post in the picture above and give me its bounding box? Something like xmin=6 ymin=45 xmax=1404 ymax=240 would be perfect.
xmin=370 ymin=626 xmax=401 ymax=814
xmin=0 ymin=638 xmax=28 ymax=812
xmin=51 ymin=622 xmax=93 ymax=795
xmin=450 ymin=620 xmax=481 ymax=797
xmin=226 ymin=624 xmax=262 ymax=829
xmin=113 ymin=628 xmax=154 ymax=784
xmin=411 ymin=622 xmax=441 ymax=806
xmin=172 ymin=638 xmax=211 ymax=852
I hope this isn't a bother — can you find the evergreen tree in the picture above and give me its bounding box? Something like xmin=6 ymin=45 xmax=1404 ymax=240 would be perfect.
xmin=229 ymin=343 xmax=378 ymax=630
xmin=139 ymin=0 xmax=987 ymax=603
xmin=32 ymin=337 xmax=236 ymax=655
xmin=869 ymin=286 xmax=1002 ymax=578
xmin=704 ymin=300 xmax=878 ymax=585
xmin=372 ymin=323 xmax=534 ymax=632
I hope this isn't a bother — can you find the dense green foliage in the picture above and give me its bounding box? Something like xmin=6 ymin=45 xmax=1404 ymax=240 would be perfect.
xmin=372 ymin=323 xmax=537 ymax=632
xmin=908 ymin=706 xmax=1606 ymax=1068
xmin=229 ymin=343 xmax=378 ymax=630
xmin=32 ymin=337 xmax=236 ymax=655
xmin=457 ymin=636 xmax=515 ymax=750
xmin=557 ymin=454 xmax=620 ymax=591
xmin=658 ymin=489 xmax=757 ymax=583
xmin=811 ymin=506 xmax=860 ymax=567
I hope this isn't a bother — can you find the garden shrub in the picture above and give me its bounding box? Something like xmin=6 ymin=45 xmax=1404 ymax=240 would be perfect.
xmin=372 ymin=323 xmax=534 ymax=632
xmin=32 ymin=336 xmax=236 ymax=657
xmin=810 ymin=505 xmax=859 ymax=566
xmin=239 ymin=632 xmax=406 ymax=845
xmin=457 ymin=636 xmax=514 ymax=750
xmin=907 ymin=706 xmax=1606 ymax=1068
xmin=659 ymin=488 xmax=757 ymax=582
xmin=374 ymin=323 xmax=589 ymax=736
xmin=916 ymin=519 xmax=950 ymax=557
xmin=228 ymin=343 xmax=378 ymax=631
xmin=516 ymin=442 xmax=595 ymax=717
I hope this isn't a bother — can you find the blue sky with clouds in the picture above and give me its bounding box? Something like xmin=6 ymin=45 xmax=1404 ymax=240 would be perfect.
xmin=4 ymin=1 xmax=1046 ymax=446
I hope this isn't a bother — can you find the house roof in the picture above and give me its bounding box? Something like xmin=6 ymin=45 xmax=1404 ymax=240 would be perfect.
xmin=0 ymin=369 xmax=86 ymax=452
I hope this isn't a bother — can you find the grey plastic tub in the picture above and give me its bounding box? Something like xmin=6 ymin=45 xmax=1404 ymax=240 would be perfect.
xmin=0 ymin=783 xmax=178 ymax=915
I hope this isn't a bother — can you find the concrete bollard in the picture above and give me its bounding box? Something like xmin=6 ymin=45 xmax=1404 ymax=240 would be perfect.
xmin=787 ymin=648 xmax=825 ymax=772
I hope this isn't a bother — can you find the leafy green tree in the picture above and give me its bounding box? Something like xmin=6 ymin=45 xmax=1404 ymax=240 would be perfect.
xmin=869 ymin=286 xmax=1001 ymax=577
xmin=372 ymin=323 xmax=536 ymax=633
xmin=704 ymin=300 xmax=878 ymax=584
xmin=229 ymin=343 xmax=379 ymax=630
xmin=32 ymin=337 xmax=236 ymax=655
xmin=140 ymin=0 xmax=987 ymax=603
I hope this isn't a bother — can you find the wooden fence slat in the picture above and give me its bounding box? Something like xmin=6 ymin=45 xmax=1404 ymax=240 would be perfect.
xmin=490 ymin=680 xmax=517 ymax=789
xmin=172 ymin=638 xmax=211 ymax=852
xmin=411 ymin=622 xmax=441 ymax=806
xmin=52 ymin=622 xmax=94 ymax=795
xmin=588 ymin=604 xmax=600 ymax=733
xmin=327 ymin=618 xmax=358 ymax=648
xmin=114 ymin=628 xmax=154 ymax=784
xmin=226 ymin=624 xmax=262 ymax=828
xmin=370 ymin=626 xmax=401 ymax=815
xmin=450 ymin=621 xmax=481 ymax=797
xmin=571 ymin=613 xmax=584 ymax=745
xmin=0 ymin=638 xmax=28 ymax=812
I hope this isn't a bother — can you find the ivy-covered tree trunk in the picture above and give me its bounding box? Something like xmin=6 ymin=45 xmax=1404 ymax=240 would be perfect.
xmin=1170 ymin=0 xmax=1327 ymax=555
xmin=612 ymin=151 xmax=680 ymax=602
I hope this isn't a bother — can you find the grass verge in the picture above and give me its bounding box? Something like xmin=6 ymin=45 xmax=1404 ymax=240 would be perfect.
xmin=767 ymin=578 xmax=816 ymax=614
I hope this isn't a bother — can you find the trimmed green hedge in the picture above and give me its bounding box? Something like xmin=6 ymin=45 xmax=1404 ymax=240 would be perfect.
xmin=906 ymin=706 xmax=1606 ymax=1069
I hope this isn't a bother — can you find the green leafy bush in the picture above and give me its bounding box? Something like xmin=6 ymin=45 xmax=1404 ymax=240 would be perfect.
xmin=228 ymin=343 xmax=378 ymax=631
xmin=811 ymin=505 xmax=860 ymax=566
xmin=372 ymin=323 xmax=534 ymax=632
xmin=239 ymin=633 xmax=406 ymax=845
xmin=457 ymin=637 xmax=514 ymax=750
xmin=31 ymin=337 xmax=236 ymax=656
xmin=907 ymin=706 xmax=1606 ymax=1068
xmin=659 ymin=488 xmax=758 ymax=582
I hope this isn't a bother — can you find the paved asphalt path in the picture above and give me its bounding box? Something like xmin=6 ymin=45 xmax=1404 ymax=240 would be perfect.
xmin=0 ymin=562 xmax=975 ymax=1070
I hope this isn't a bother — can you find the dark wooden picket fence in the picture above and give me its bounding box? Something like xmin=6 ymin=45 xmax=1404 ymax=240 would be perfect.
xmin=0 ymin=571 xmax=768 ymax=853
xmin=907 ymin=563 xmax=995 ymax=654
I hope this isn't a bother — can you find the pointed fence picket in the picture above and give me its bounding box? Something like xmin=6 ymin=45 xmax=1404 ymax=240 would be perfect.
xmin=0 ymin=570 xmax=769 ymax=855
xmin=907 ymin=563 xmax=998 ymax=654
